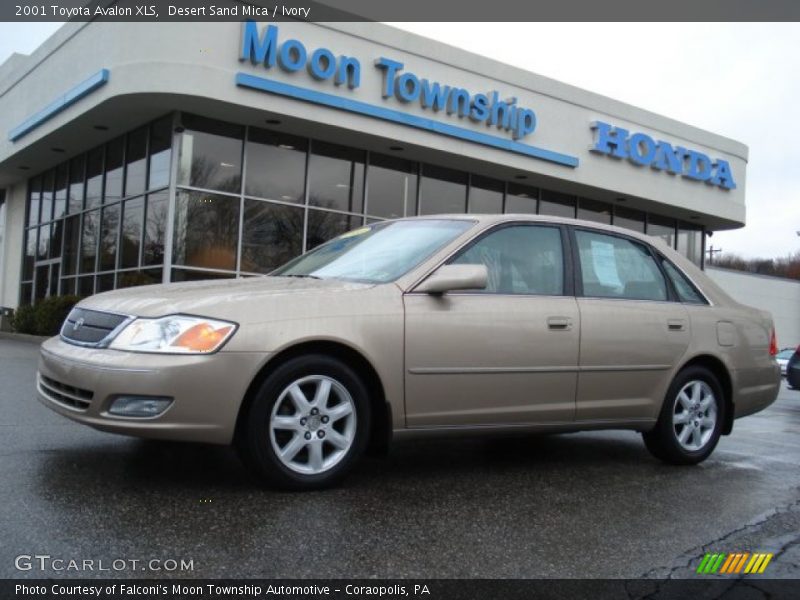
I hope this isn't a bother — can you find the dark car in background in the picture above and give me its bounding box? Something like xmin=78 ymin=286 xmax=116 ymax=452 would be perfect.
xmin=787 ymin=347 xmax=800 ymax=390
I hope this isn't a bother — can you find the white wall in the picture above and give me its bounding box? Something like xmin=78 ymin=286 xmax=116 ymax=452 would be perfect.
xmin=707 ymin=266 xmax=800 ymax=349
xmin=0 ymin=183 xmax=23 ymax=308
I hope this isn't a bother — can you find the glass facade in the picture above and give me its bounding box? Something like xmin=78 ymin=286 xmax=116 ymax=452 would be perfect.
xmin=19 ymin=111 xmax=706 ymax=305
xmin=20 ymin=115 xmax=172 ymax=305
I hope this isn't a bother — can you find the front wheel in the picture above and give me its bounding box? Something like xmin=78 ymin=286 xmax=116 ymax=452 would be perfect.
xmin=643 ymin=366 xmax=725 ymax=465
xmin=238 ymin=355 xmax=371 ymax=490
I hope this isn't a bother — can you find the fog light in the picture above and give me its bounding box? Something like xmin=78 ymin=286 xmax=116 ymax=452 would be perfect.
xmin=108 ymin=396 xmax=173 ymax=417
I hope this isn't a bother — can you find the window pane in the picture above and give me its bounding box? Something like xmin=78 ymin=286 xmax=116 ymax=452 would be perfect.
xmin=178 ymin=114 xmax=243 ymax=193
xmin=308 ymin=141 xmax=364 ymax=213
xmin=85 ymin=148 xmax=104 ymax=209
xmin=419 ymin=165 xmax=467 ymax=215
xmin=62 ymin=215 xmax=80 ymax=276
xmin=539 ymin=189 xmax=575 ymax=218
xmin=469 ymin=176 xmax=503 ymax=214
xmin=366 ymin=153 xmax=417 ymax=219
xmin=647 ymin=215 xmax=676 ymax=248
xmin=505 ymin=183 xmax=538 ymax=214
xmin=125 ymin=127 xmax=148 ymax=197
xmin=23 ymin=229 xmax=36 ymax=280
xmin=306 ymin=209 xmax=362 ymax=250
xmin=20 ymin=282 xmax=33 ymax=306
xmin=677 ymin=223 xmax=703 ymax=266
xmin=40 ymin=170 xmax=54 ymax=223
xmin=241 ymin=200 xmax=303 ymax=273
xmin=120 ymin=196 xmax=144 ymax=268
xmin=173 ymin=190 xmax=240 ymax=271
xmin=149 ymin=116 xmax=173 ymax=190
xmin=37 ymin=224 xmax=50 ymax=260
xmin=54 ymin=163 xmax=68 ymax=219
xmin=35 ymin=267 xmax=48 ymax=302
xmin=104 ymin=137 xmax=124 ymax=203
xmin=577 ymin=198 xmax=611 ymax=224
xmin=171 ymin=269 xmax=235 ymax=282
xmin=50 ymin=219 xmax=63 ymax=259
xmin=575 ymin=230 xmax=667 ymax=301
xmin=68 ymin=155 xmax=85 ymax=213
xmin=245 ymin=127 xmax=307 ymax=203
xmin=80 ymin=209 xmax=99 ymax=273
xmin=61 ymin=277 xmax=76 ymax=296
xmin=27 ymin=176 xmax=41 ymax=227
xmin=613 ymin=206 xmax=645 ymax=233
xmin=662 ymin=260 xmax=705 ymax=304
xmin=143 ymin=191 xmax=168 ymax=266
xmin=118 ymin=269 xmax=162 ymax=289
xmin=452 ymin=225 xmax=564 ymax=295
xmin=99 ymin=204 xmax=120 ymax=271
xmin=96 ymin=273 xmax=115 ymax=293
xmin=78 ymin=275 xmax=95 ymax=297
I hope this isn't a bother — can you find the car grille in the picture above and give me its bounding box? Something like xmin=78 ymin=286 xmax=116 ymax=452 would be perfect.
xmin=61 ymin=307 xmax=130 ymax=346
xmin=38 ymin=373 xmax=94 ymax=411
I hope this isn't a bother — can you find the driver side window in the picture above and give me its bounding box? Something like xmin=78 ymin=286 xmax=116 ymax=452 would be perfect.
xmin=450 ymin=225 xmax=564 ymax=295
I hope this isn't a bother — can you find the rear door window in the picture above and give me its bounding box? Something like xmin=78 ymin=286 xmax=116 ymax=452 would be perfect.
xmin=575 ymin=230 xmax=667 ymax=301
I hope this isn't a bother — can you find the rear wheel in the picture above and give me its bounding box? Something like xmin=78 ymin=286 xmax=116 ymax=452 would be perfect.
xmin=643 ymin=366 xmax=724 ymax=465
xmin=238 ymin=354 xmax=371 ymax=490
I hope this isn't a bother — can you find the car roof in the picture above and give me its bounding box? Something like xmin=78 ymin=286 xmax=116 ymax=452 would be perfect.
xmin=392 ymin=213 xmax=672 ymax=251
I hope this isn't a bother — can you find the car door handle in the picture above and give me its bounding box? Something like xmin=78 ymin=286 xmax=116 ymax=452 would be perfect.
xmin=667 ymin=319 xmax=686 ymax=331
xmin=547 ymin=317 xmax=572 ymax=331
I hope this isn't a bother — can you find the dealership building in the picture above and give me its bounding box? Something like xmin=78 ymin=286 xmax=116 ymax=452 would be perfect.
xmin=0 ymin=21 xmax=750 ymax=317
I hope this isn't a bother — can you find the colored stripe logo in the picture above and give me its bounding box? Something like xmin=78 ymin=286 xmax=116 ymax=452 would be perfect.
xmin=696 ymin=552 xmax=773 ymax=574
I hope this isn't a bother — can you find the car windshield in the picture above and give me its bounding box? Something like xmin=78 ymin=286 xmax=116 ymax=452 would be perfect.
xmin=777 ymin=349 xmax=795 ymax=359
xmin=272 ymin=219 xmax=474 ymax=283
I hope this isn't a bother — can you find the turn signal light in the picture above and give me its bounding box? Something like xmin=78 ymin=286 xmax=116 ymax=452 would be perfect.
xmin=768 ymin=329 xmax=778 ymax=356
xmin=172 ymin=322 xmax=234 ymax=352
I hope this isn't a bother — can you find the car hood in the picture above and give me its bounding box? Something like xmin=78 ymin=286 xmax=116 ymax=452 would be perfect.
xmin=78 ymin=276 xmax=376 ymax=320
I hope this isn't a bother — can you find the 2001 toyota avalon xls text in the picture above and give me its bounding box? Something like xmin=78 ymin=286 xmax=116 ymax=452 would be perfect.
xmin=37 ymin=215 xmax=781 ymax=489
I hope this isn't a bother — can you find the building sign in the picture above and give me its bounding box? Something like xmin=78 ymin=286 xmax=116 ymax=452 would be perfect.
xmin=590 ymin=121 xmax=736 ymax=190
xmin=237 ymin=22 xmax=578 ymax=168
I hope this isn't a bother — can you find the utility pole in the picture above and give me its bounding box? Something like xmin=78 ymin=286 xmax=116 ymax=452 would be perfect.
xmin=706 ymin=245 xmax=722 ymax=265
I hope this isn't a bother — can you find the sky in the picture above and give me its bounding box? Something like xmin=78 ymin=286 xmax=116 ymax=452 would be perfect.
xmin=1 ymin=22 xmax=798 ymax=259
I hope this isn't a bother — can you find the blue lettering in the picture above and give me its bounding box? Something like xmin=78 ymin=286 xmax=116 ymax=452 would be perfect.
xmin=278 ymin=39 xmax=306 ymax=72
xmin=514 ymin=108 xmax=536 ymax=140
xmin=448 ymin=88 xmax=470 ymax=117
xmin=240 ymin=21 xmax=277 ymax=67
xmin=652 ymin=141 xmax=686 ymax=174
xmin=708 ymin=160 xmax=737 ymax=189
xmin=489 ymin=92 xmax=512 ymax=130
xmin=684 ymin=150 xmax=713 ymax=181
xmin=628 ymin=132 xmax=657 ymax=166
xmin=470 ymin=94 xmax=489 ymax=121
xmin=375 ymin=57 xmax=404 ymax=98
xmin=336 ymin=56 xmax=360 ymax=89
xmin=422 ymin=80 xmax=451 ymax=111
xmin=590 ymin=121 xmax=629 ymax=159
xmin=396 ymin=72 xmax=421 ymax=102
xmin=309 ymin=48 xmax=336 ymax=80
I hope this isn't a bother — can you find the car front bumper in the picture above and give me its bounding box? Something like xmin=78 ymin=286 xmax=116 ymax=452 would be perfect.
xmin=37 ymin=337 xmax=269 ymax=444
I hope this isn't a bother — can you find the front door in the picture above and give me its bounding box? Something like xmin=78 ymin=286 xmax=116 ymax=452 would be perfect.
xmin=404 ymin=223 xmax=580 ymax=427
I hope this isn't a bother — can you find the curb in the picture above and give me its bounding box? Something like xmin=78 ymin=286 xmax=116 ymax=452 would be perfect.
xmin=0 ymin=331 xmax=50 ymax=344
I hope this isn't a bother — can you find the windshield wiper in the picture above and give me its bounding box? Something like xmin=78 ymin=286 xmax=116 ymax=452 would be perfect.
xmin=282 ymin=274 xmax=322 ymax=280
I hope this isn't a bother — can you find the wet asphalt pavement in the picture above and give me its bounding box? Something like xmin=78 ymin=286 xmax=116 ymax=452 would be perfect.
xmin=1 ymin=335 xmax=799 ymax=579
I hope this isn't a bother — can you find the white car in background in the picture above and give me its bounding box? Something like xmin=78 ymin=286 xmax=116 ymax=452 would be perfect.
xmin=776 ymin=348 xmax=795 ymax=376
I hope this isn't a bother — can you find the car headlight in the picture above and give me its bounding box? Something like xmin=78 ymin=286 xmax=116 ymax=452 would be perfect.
xmin=108 ymin=315 xmax=237 ymax=354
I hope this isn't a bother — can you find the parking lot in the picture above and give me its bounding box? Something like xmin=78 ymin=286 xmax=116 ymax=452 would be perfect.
xmin=1 ymin=335 xmax=798 ymax=579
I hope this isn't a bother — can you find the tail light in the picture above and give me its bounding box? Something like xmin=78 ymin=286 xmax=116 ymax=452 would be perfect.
xmin=768 ymin=329 xmax=778 ymax=356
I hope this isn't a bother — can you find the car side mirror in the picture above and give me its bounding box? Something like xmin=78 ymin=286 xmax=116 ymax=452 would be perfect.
xmin=415 ymin=264 xmax=488 ymax=295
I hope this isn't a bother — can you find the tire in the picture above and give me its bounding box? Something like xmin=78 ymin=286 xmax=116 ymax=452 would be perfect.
xmin=642 ymin=366 xmax=725 ymax=465
xmin=237 ymin=354 xmax=371 ymax=490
